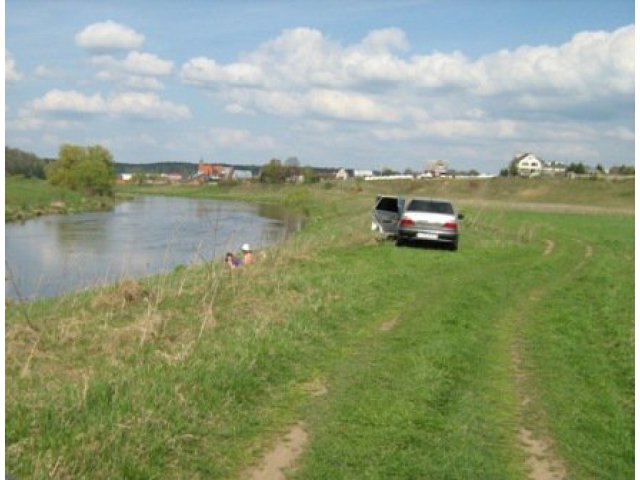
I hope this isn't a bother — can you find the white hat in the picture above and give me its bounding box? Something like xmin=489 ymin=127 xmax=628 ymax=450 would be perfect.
xmin=241 ymin=243 xmax=251 ymax=252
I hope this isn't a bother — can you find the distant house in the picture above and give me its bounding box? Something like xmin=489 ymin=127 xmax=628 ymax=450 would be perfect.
xmin=336 ymin=168 xmax=350 ymax=180
xmin=515 ymin=153 xmax=566 ymax=177
xmin=541 ymin=161 xmax=567 ymax=176
xmin=424 ymin=160 xmax=449 ymax=178
xmin=160 ymin=173 xmax=183 ymax=183
xmin=515 ymin=153 xmax=543 ymax=176
xmin=232 ymin=169 xmax=253 ymax=181
xmin=417 ymin=172 xmax=433 ymax=179
xmin=120 ymin=173 xmax=133 ymax=182
xmin=354 ymin=169 xmax=374 ymax=178
xmin=197 ymin=163 xmax=234 ymax=181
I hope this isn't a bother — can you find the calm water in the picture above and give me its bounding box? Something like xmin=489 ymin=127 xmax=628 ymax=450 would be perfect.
xmin=5 ymin=196 xmax=299 ymax=300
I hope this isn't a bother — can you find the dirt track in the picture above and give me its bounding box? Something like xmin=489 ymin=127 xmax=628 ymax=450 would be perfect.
xmin=456 ymin=199 xmax=634 ymax=216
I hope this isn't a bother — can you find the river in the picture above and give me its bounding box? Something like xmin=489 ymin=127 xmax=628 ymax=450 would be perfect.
xmin=5 ymin=195 xmax=300 ymax=300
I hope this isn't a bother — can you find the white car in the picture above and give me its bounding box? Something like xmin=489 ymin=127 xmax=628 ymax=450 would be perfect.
xmin=395 ymin=197 xmax=463 ymax=250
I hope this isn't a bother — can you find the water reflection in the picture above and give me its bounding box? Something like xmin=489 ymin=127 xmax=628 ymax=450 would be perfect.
xmin=5 ymin=196 xmax=299 ymax=300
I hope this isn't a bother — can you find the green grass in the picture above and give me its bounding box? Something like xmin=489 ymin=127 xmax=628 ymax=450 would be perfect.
xmin=5 ymin=175 xmax=115 ymax=222
xmin=5 ymin=179 xmax=634 ymax=479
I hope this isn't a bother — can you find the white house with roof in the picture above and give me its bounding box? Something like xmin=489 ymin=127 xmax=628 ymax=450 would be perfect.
xmin=515 ymin=153 xmax=566 ymax=177
xmin=336 ymin=168 xmax=350 ymax=180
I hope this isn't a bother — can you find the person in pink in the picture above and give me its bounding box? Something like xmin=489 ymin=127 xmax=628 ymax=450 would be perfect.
xmin=241 ymin=243 xmax=255 ymax=265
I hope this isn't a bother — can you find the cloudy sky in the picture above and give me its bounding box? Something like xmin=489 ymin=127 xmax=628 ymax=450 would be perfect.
xmin=5 ymin=0 xmax=635 ymax=173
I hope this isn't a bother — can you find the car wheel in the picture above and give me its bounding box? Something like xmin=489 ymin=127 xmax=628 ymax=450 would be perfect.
xmin=449 ymin=241 xmax=458 ymax=251
xmin=395 ymin=237 xmax=404 ymax=247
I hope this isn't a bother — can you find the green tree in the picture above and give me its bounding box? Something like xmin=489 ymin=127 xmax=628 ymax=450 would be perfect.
xmin=609 ymin=165 xmax=635 ymax=175
xmin=259 ymin=158 xmax=287 ymax=183
xmin=5 ymin=147 xmax=46 ymax=178
xmin=566 ymin=162 xmax=587 ymax=174
xmin=131 ymin=171 xmax=147 ymax=185
xmin=508 ymin=158 xmax=519 ymax=176
xmin=45 ymin=144 xmax=115 ymax=195
xmin=302 ymin=166 xmax=320 ymax=184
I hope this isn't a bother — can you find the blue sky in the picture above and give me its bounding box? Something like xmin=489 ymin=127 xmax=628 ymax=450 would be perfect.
xmin=5 ymin=0 xmax=635 ymax=172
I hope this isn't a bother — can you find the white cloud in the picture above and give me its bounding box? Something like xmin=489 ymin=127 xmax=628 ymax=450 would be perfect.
xmin=359 ymin=28 xmax=409 ymax=53
xmin=209 ymin=127 xmax=276 ymax=149
xmin=121 ymin=51 xmax=173 ymax=76
xmin=123 ymin=76 xmax=165 ymax=91
xmin=75 ymin=21 xmax=145 ymax=53
xmin=605 ymin=126 xmax=634 ymax=141
xmin=90 ymin=51 xmax=172 ymax=89
xmin=225 ymin=88 xmax=306 ymax=117
xmin=210 ymin=127 xmax=250 ymax=145
xmin=32 ymin=89 xmax=107 ymax=113
xmin=181 ymin=57 xmax=265 ymax=87
xmin=13 ymin=21 xmax=630 ymax=169
xmin=30 ymin=89 xmax=190 ymax=120
xmin=34 ymin=65 xmax=64 ymax=78
xmin=473 ymin=25 xmax=635 ymax=97
xmin=5 ymin=51 xmax=23 ymax=83
xmin=108 ymin=92 xmax=191 ymax=119
xmin=7 ymin=116 xmax=44 ymax=131
xmin=182 ymin=24 xmax=634 ymax=124
xmin=224 ymin=103 xmax=253 ymax=115
xmin=373 ymin=119 xmax=520 ymax=141
xmin=307 ymin=89 xmax=398 ymax=122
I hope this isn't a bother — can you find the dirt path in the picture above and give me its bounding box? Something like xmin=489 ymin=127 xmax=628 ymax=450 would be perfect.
xmin=455 ymin=199 xmax=634 ymax=216
xmin=512 ymin=319 xmax=567 ymax=480
xmin=512 ymin=237 xmax=596 ymax=479
xmin=245 ymin=422 xmax=308 ymax=480
xmin=510 ymin=241 xmax=569 ymax=479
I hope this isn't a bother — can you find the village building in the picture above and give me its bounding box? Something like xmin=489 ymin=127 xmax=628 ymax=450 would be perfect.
xmin=515 ymin=153 xmax=566 ymax=177
xmin=354 ymin=169 xmax=374 ymax=178
xmin=232 ymin=169 xmax=253 ymax=181
xmin=335 ymin=168 xmax=352 ymax=180
xmin=197 ymin=163 xmax=234 ymax=182
xmin=160 ymin=173 xmax=183 ymax=183
xmin=424 ymin=160 xmax=449 ymax=177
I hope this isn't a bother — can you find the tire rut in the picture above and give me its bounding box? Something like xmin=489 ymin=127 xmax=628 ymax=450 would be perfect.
xmin=512 ymin=236 xmax=595 ymax=479
xmin=244 ymin=422 xmax=308 ymax=480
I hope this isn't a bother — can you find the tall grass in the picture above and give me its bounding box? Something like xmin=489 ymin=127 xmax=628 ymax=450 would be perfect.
xmin=5 ymin=175 xmax=114 ymax=222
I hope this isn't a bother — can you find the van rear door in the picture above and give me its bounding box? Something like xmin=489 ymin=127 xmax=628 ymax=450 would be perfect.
xmin=372 ymin=195 xmax=404 ymax=235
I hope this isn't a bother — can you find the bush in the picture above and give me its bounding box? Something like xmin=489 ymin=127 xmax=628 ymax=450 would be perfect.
xmin=45 ymin=144 xmax=115 ymax=195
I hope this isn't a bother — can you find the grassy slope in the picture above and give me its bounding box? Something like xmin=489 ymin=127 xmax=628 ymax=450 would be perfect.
xmin=5 ymin=175 xmax=115 ymax=222
xmin=5 ymin=179 xmax=634 ymax=479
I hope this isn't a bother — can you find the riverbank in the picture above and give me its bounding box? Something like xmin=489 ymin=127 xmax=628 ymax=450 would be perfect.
xmin=5 ymin=179 xmax=634 ymax=479
xmin=5 ymin=176 xmax=117 ymax=223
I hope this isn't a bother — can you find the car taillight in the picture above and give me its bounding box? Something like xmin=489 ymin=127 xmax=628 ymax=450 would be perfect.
xmin=399 ymin=217 xmax=414 ymax=227
xmin=443 ymin=222 xmax=458 ymax=230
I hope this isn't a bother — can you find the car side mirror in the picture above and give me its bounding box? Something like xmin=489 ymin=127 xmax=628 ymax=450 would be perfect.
xmin=457 ymin=213 xmax=464 ymax=220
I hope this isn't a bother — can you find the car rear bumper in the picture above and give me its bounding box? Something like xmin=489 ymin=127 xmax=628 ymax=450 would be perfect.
xmin=397 ymin=228 xmax=458 ymax=244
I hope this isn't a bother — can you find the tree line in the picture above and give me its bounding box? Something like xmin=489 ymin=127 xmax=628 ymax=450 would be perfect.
xmin=6 ymin=144 xmax=115 ymax=196
xmin=258 ymin=157 xmax=321 ymax=184
xmin=5 ymin=147 xmax=50 ymax=178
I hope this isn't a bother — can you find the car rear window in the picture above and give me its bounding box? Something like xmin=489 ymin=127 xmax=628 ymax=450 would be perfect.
xmin=375 ymin=197 xmax=399 ymax=212
xmin=407 ymin=200 xmax=454 ymax=214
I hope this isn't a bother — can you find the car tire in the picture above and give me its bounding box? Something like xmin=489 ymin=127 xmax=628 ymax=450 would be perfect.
xmin=395 ymin=237 xmax=405 ymax=247
xmin=449 ymin=240 xmax=458 ymax=251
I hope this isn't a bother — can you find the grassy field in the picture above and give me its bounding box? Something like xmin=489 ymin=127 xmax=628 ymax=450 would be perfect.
xmin=5 ymin=177 xmax=634 ymax=479
xmin=5 ymin=175 xmax=115 ymax=222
